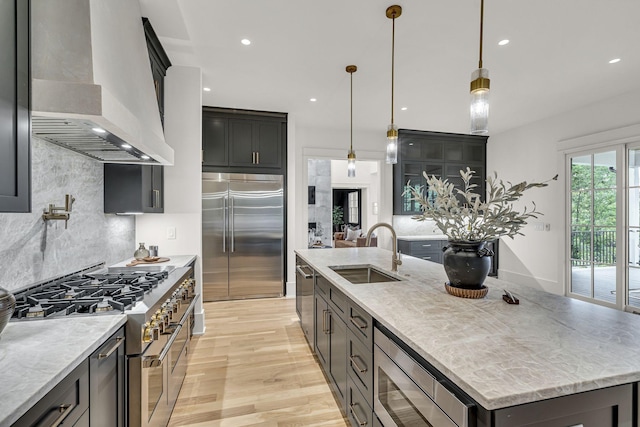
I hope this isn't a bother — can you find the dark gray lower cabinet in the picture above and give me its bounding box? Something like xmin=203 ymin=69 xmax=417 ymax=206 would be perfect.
xmin=13 ymin=360 xmax=89 ymax=426
xmin=347 ymin=375 xmax=373 ymax=427
xmin=89 ymin=327 xmax=126 ymax=427
xmin=315 ymin=290 xmax=347 ymax=406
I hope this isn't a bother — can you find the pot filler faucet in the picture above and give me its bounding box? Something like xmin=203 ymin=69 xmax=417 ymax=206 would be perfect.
xmin=365 ymin=222 xmax=402 ymax=272
xmin=42 ymin=194 xmax=75 ymax=229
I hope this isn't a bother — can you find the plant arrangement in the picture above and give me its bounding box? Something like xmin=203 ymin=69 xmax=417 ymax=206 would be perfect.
xmin=406 ymin=168 xmax=557 ymax=242
xmin=332 ymin=206 xmax=344 ymax=228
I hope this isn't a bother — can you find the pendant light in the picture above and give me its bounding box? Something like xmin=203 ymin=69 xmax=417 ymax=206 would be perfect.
xmin=385 ymin=5 xmax=402 ymax=164
xmin=346 ymin=65 xmax=357 ymax=178
xmin=470 ymin=0 xmax=490 ymax=135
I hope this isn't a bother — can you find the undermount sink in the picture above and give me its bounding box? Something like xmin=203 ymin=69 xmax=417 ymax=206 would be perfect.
xmin=329 ymin=265 xmax=402 ymax=284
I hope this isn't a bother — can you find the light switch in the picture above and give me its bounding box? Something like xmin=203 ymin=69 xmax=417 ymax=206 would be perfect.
xmin=167 ymin=226 xmax=176 ymax=240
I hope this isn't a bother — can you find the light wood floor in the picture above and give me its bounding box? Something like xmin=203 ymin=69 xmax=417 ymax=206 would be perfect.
xmin=168 ymin=298 xmax=349 ymax=427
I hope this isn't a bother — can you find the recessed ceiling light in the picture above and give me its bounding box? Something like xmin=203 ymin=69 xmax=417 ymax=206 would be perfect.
xmin=609 ymin=58 xmax=621 ymax=64
xmin=92 ymin=127 xmax=106 ymax=133
xmin=241 ymin=39 xmax=251 ymax=46
xmin=310 ymin=98 xmax=317 ymax=102
xmin=203 ymin=87 xmax=211 ymax=92
xmin=401 ymin=107 xmax=408 ymax=111
xmin=498 ymin=39 xmax=509 ymax=46
xmin=121 ymin=144 xmax=132 ymax=149
xmin=140 ymin=155 xmax=150 ymax=160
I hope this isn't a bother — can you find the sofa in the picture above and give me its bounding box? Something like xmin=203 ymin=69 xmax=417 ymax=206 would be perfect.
xmin=334 ymin=231 xmax=377 ymax=248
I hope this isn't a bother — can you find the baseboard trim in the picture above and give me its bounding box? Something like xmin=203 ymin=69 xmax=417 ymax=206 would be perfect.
xmin=285 ymin=281 xmax=296 ymax=298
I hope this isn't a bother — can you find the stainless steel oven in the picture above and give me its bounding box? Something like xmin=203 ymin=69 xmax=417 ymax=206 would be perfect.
xmin=128 ymin=274 xmax=198 ymax=427
xmin=374 ymin=328 xmax=475 ymax=427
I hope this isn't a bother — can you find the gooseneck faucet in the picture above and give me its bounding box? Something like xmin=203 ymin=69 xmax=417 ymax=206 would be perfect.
xmin=365 ymin=222 xmax=402 ymax=272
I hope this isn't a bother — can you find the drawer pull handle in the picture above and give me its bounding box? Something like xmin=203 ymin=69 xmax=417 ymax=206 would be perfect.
xmin=422 ymin=256 xmax=432 ymax=260
xmin=296 ymin=265 xmax=313 ymax=279
xmin=350 ymin=354 xmax=367 ymax=373
xmin=421 ymin=244 xmax=432 ymax=247
xmin=350 ymin=315 xmax=367 ymax=330
xmin=349 ymin=403 xmax=367 ymax=426
xmin=50 ymin=403 xmax=75 ymax=427
xmin=98 ymin=336 xmax=124 ymax=359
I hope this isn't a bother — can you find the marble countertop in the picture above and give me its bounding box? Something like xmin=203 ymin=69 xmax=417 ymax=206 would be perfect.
xmin=295 ymin=247 xmax=640 ymax=410
xmin=397 ymin=235 xmax=447 ymax=241
xmin=0 ymin=315 xmax=126 ymax=426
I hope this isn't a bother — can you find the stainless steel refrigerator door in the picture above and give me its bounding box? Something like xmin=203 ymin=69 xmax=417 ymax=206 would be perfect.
xmin=228 ymin=178 xmax=284 ymax=298
xmin=202 ymin=179 xmax=229 ymax=301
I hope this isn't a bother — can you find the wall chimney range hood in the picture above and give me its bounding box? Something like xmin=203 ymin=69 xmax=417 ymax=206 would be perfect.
xmin=31 ymin=0 xmax=174 ymax=165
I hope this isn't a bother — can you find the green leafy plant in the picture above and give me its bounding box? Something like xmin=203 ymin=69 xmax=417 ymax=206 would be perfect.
xmin=406 ymin=168 xmax=557 ymax=242
xmin=332 ymin=206 xmax=344 ymax=227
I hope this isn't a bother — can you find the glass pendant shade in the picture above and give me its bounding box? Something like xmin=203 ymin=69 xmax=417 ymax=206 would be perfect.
xmin=347 ymin=155 xmax=356 ymax=178
xmin=470 ymin=68 xmax=490 ymax=135
xmin=386 ymin=124 xmax=398 ymax=164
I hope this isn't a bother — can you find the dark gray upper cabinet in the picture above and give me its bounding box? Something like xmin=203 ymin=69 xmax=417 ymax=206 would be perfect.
xmin=0 ymin=0 xmax=30 ymax=213
xmin=202 ymin=107 xmax=287 ymax=174
xmin=104 ymin=164 xmax=164 ymax=213
xmin=393 ymin=130 xmax=488 ymax=215
xmin=142 ymin=18 xmax=172 ymax=127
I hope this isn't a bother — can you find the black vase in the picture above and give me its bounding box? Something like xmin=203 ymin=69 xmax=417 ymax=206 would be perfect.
xmin=442 ymin=241 xmax=494 ymax=289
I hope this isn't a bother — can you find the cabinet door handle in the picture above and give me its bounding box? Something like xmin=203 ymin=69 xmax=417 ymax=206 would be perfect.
xmin=256 ymin=151 xmax=260 ymax=164
xmin=349 ymin=354 xmax=367 ymax=373
xmin=98 ymin=336 xmax=124 ymax=359
xmin=322 ymin=309 xmax=327 ymax=333
xmin=252 ymin=151 xmax=256 ymax=164
xmin=349 ymin=403 xmax=367 ymax=426
xmin=49 ymin=403 xmax=76 ymax=427
xmin=153 ymin=189 xmax=160 ymax=208
xmin=350 ymin=315 xmax=367 ymax=330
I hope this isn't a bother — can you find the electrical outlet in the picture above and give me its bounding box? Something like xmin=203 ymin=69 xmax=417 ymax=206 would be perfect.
xmin=544 ymin=223 xmax=551 ymax=231
xmin=167 ymin=226 xmax=176 ymax=240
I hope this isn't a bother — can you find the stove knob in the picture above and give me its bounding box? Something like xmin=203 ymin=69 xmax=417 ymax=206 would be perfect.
xmin=142 ymin=322 xmax=153 ymax=343
xmin=150 ymin=320 xmax=161 ymax=341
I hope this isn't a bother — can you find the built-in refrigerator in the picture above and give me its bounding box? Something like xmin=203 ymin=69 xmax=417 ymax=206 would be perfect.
xmin=202 ymin=173 xmax=284 ymax=301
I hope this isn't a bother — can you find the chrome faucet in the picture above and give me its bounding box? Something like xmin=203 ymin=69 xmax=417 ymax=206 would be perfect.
xmin=365 ymin=222 xmax=402 ymax=272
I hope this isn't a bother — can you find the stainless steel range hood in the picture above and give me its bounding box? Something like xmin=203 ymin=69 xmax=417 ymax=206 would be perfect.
xmin=31 ymin=0 xmax=174 ymax=165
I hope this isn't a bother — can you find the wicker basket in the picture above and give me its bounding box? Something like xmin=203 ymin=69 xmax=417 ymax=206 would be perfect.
xmin=444 ymin=282 xmax=488 ymax=299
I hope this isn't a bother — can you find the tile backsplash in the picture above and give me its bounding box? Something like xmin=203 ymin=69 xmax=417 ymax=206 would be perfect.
xmin=0 ymin=137 xmax=134 ymax=292
xmin=393 ymin=215 xmax=443 ymax=237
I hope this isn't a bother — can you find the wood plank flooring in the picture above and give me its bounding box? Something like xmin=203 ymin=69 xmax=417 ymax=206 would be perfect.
xmin=168 ymin=298 xmax=349 ymax=427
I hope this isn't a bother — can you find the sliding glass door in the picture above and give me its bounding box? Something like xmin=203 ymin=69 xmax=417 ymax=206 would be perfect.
xmin=568 ymin=150 xmax=620 ymax=307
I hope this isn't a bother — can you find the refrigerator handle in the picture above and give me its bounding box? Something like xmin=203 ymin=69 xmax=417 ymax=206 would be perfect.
xmin=230 ymin=196 xmax=235 ymax=253
xmin=222 ymin=196 xmax=227 ymax=253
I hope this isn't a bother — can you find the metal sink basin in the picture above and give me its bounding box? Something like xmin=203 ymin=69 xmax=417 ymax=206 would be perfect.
xmin=106 ymin=265 xmax=176 ymax=274
xmin=329 ymin=265 xmax=402 ymax=284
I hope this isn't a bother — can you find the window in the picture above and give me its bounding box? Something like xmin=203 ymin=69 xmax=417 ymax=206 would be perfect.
xmin=348 ymin=191 xmax=359 ymax=224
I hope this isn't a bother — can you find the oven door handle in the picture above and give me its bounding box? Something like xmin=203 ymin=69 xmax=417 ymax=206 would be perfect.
xmin=144 ymin=324 xmax=183 ymax=368
xmin=175 ymin=293 xmax=199 ymax=325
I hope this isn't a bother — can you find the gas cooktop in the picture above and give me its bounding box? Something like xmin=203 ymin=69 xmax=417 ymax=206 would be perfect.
xmin=11 ymin=270 xmax=170 ymax=319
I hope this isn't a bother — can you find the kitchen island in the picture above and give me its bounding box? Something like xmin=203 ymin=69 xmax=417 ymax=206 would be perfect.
xmin=296 ymin=247 xmax=640 ymax=424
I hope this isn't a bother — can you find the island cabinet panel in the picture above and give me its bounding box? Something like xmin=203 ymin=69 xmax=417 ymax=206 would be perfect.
xmin=89 ymin=327 xmax=126 ymax=427
xmin=202 ymin=107 xmax=287 ymax=174
xmin=0 ymin=0 xmax=30 ymax=213
xmin=493 ymin=383 xmax=633 ymax=427
xmin=313 ymin=272 xmax=375 ymax=423
xmin=393 ymin=129 xmax=487 ymax=215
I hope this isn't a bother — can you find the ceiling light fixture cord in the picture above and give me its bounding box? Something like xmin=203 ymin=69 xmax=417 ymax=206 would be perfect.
xmin=350 ymin=70 xmax=353 ymax=152
xmin=478 ymin=0 xmax=484 ymax=68
xmin=391 ymin=11 xmax=395 ymax=125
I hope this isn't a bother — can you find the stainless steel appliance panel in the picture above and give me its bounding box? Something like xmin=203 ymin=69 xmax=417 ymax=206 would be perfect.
xmin=202 ymin=173 xmax=284 ymax=301
xmin=202 ymin=179 xmax=230 ymax=300
xmin=228 ymin=179 xmax=283 ymax=299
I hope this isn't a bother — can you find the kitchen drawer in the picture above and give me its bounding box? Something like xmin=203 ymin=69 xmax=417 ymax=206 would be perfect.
xmin=347 ymin=328 xmax=373 ymax=407
xmin=13 ymin=359 xmax=89 ymax=427
xmin=317 ymin=275 xmax=347 ymax=320
xmin=347 ymin=299 xmax=373 ymax=348
xmin=347 ymin=375 xmax=373 ymax=427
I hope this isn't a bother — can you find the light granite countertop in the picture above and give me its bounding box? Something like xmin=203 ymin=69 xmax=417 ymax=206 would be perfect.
xmin=109 ymin=254 xmax=196 ymax=269
xmin=295 ymin=247 xmax=640 ymax=410
xmin=397 ymin=235 xmax=447 ymax=241
xmin=0 ymin=315 xmax=126 ymax=426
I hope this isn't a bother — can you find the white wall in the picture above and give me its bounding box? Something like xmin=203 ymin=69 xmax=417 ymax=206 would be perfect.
xmin=135 ymin=66 xmax=205 ymax=333
xmin=488 ymin=89 xmax=640 ymax=295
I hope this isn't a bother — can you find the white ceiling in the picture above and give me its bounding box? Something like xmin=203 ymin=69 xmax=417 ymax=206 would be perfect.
xmin=140 ymin=0 xmax=640 ymax=137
